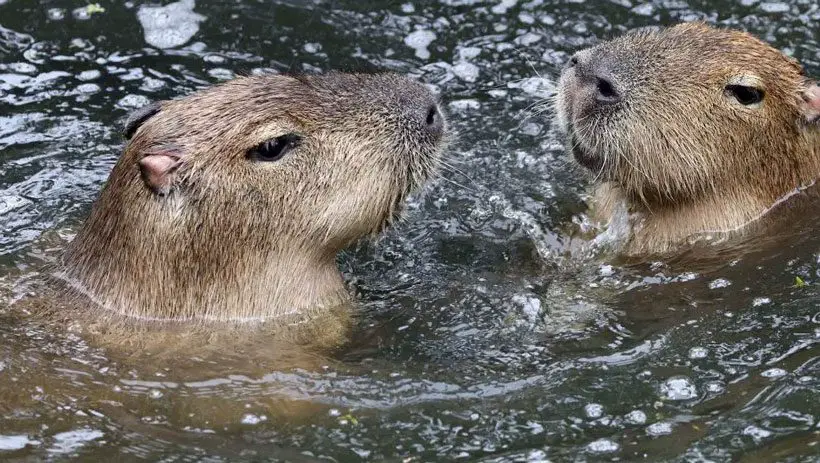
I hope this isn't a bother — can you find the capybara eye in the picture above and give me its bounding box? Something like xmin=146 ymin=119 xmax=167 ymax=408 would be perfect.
xmin=725 ymin=84 xmax=765 ymax=106
xmin=247 ymin=134 xmax=301 ymax=162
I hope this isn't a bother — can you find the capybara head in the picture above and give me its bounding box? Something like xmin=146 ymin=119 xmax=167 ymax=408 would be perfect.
xmin=556 ymin=22 xmax=820 ymax=208
xmin=62 ymin=72 xmax=447 ymax=322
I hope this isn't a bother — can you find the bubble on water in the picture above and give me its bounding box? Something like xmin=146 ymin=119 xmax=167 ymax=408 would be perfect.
xmin=303 ymin=42 xmax=322 ymax=54
xmin=743 ymin=425 xmax=772 ymax=440
xmin=515 ymin=32 xmax=542 ymax=46
xmin=448 ymin=99 xmax=481 ymax=112
xmin=0 ymin=435 xmax=39 ymax=451
xmin=660 ymin=376 xmax=697 ymax=400
xmin=404 ymin=30 xmax=436 ymax=60
xmin=456 ymin=47 xmax=481 ymax=61
xmin=599 ymin=264 xmax=614 ymax=277
xmin=7 ymin=62 xmax=37 ymax=74
xmin=688 ymin=347 xmax=708 ymax=359
xmin=0 ymin=195 xmax=32 ymax=215
xmin=137 ymin=0 xmax=206 ymax=49
xmin=77 ymin=70 xmax=101 ymax=81
xmin=708 ymin=278 xmax=731 ymax=289
xmin=518 ymin=12 xmax=535 ymax=24
xmin=752 ymin=297 xmax=771 ymax=307
xmin=761 ymin=368 xmax=787 ymax=378
xmin=491 ymin=0 xmax=517 ymax=15
xmin=705 ymin=381 xmax=725 ymax=393
xmin=646 ymin=421 xmax=673 ymax=436
xmin=452 ymin=62 xmax=479 ymax=82
xmin=400 ymin=3 xmax=415 ymax=14
xmin=511 ymin=294 xmax=542 ymax=324
xmin=75 ymin=83 xmax=101 ymax=94
xmin=49 ymin=429 xmax=103 ymax=455
xmin=759 ymin=2 xmax=790 ymax=13
xmin=117 ymin=94 xmax=151 ymax=109
xmin=148 ymin=389 xmax=163 ymax=399
xmin=140 ymin=77 xmax=166 ymax=92
xmin=507 ymin=77 xmax=555 ymax=99
xmin=525 ymin=449 xmax=548 ymax=461
xmin=625 ymin=410 xmax=647 ymax=425
xmin=72 ymin=7 xmax=92 ymax=20
xmin=241 ymin=413 xmax=267 ymax=425
xmin=328 ymin=409 xmax=341 ymax=417
xmin=47 ymin=8 xmax=66 ymax=20
xmin=586 ymin=438 xmax=619 ymax=454
xmin=584 ymin=403 xmax=603 ymax=419
xmin=631 ymin=3 xmax=655 ymax=16
xmin=207 ymin=68 xmax=234 ymax=80
xmin=520 ymin=122 xmax=542 ymax=136
xmin=203 ymin=54 xmax=226 ymax=64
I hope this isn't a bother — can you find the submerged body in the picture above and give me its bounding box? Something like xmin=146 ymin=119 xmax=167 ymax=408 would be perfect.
xmin=556 ymin=22 xmax=820 ymax=257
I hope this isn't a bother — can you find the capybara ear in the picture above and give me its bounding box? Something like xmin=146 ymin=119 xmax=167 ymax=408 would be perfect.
xmin=138 ymin=145 xmax=184 ymax=197
xmin=123 ymin=102 xmax=162 ymax=139
xmin=802 ymin=81 xmax=820 ymax=125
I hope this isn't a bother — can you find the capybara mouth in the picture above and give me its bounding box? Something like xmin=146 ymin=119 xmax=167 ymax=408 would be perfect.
xmin=568 ymin=128 xmax=605 ymax=174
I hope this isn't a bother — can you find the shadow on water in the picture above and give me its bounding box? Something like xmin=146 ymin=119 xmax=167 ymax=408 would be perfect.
xmin=0 ymin=0 xmax=819 ymax=461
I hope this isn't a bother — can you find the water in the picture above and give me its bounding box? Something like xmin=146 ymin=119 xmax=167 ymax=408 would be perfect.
xmin=1 ymin=0 xmax=819 ymax=461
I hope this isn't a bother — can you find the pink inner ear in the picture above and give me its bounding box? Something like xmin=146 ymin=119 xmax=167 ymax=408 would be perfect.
xmin=138 ymin=151 xmax=182 ymax=196
xmin=804 ymin=84 xmax=820 ymax=123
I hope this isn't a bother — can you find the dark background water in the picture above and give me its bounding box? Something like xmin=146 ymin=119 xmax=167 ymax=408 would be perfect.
xmin=0 ymin=0 xmax=819 ymax=461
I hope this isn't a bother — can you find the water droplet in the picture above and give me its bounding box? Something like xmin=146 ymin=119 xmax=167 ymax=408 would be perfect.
xmin=660 ymin=376 xmax=698 ymax=400
xmin=688 ymin=347 xmax=708 ymax=359
xmin=586 ymin=438 xmax=619 ymax=453
xmin=752 ymin=297 xmax=771 ymax=307
xmin=452 ymin=62 xmax=479 ymax=82
xmin=240 ymin=413 xmax=267 ymax=425
xmin=761 ymin=368 xmax=787 ymax=378
xmin=709 ymin=278 xmax=731 ymax=289
xmin=584 ymin=403 xmax=604 ymax=419
xmin=742 ymin=425 xmax=772 ymax=440
xmin=47 ymin=8 xmax=66 ymax=20
xmin=404 ymin=30 xmax=436 ymax=60
xmin=705 ymin=381 xmax=725 ymax=393
xmin=625 ymin=410 xmax=647 ymax=424
xmin=646 ymin=421 xmax=673 ymax=436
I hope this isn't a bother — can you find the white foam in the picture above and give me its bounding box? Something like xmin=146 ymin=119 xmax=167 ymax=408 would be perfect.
xmin=137 ymin=0 xmax=206 ymax=49
xmin=404 ymin=30 xmax=436 ymax=60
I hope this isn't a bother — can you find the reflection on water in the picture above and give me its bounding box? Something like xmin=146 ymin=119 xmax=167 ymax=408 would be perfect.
xmin=1 ymin=0 xmax=819 ymax=460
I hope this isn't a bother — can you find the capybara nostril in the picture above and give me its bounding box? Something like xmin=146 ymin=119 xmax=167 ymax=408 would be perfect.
xmin=424 ymin=104 xmax=444 ymax=140
xmin=594 ymin=76 xmax=621 ymax=104
xmin=564 ymin=54 xmax=580 ymax=70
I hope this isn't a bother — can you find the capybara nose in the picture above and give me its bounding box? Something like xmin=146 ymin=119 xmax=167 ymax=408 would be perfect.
xmin=569 ymin=52 xmax=623 ymax=106
xmin=423 ymin=103 xmax=444 ymax=141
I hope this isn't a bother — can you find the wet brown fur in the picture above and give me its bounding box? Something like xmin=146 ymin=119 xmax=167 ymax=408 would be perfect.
xmin=556 ymin=23 xmax=820 ymax=256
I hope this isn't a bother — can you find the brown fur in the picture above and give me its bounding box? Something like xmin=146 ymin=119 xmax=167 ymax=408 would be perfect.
xmin=57 ymin=72 xmax=447 ymax=325
xmin=556 ymin=22 xmax=820 ymax=256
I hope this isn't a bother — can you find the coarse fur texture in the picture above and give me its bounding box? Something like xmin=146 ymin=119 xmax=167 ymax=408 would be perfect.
xmin=59 ymin=72 xmax=448 ymax=324
xmin=555 ymin=22 xmax=820 ymax=257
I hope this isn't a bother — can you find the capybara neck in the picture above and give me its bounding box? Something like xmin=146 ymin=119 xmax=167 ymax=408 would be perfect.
xmin=62 ymin=72 xmax=446 ymax=322
xmin=556 ymin=22 xmax=820 ymax=256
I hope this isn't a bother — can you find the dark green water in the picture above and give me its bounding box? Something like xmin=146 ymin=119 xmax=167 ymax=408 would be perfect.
xmin=1 ymin=0 xmax=819 ymax=461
